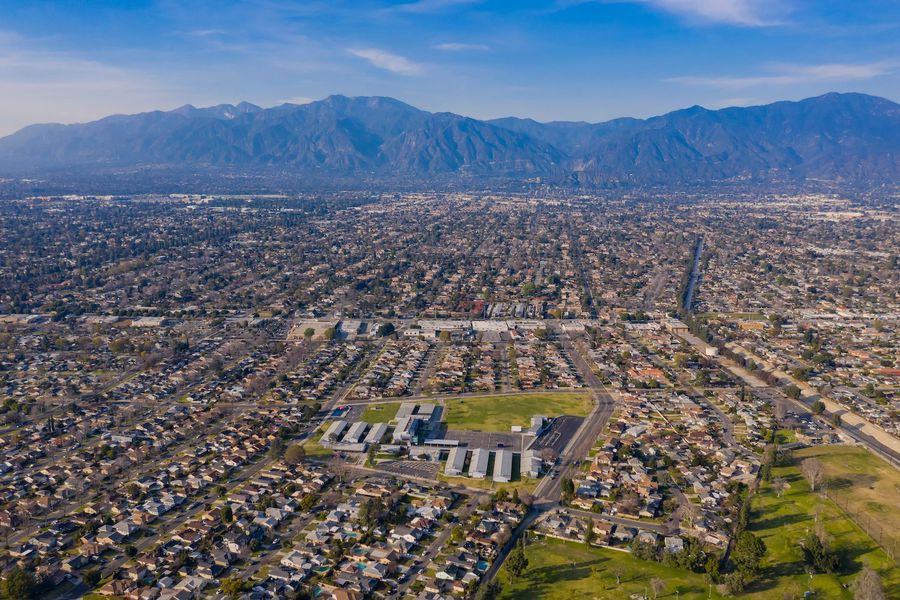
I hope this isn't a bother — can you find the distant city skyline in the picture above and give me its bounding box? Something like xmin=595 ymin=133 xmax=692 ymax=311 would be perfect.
xmin=0 ymin=0 xmax=898 ymax=135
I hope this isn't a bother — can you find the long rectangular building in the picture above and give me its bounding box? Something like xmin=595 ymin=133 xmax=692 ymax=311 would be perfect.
xmin=445 ymin=447 xmax=467 ymax=477
xmin=493 ymin=449 xmax=513 ymax=483
xmin=364 ymin=423 xmax=388 ymax=444
xmin=469 ymin=448 xmax=489 ymax=479
xmin=323 ymin=420 xmax=348 ymax=443
xmin=342 ymin=421 xmax=368 ymax=444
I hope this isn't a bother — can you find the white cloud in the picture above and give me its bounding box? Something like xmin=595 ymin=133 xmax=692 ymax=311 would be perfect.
xmin=347 ymin=48 xmax=424 ymax=75
xmin=433 ymin=42 xmax=490 ymax=51
xmin=568 ymin=0 xmax=789 ymax=27
xmin=395 ymin=0 xmax=483 ymax=14
xmin=668 ymin=62 xmax=895 ymax=89
xmin=0 ymin=31 xmax=177 ymax=136
xmin=281 ymin=96 xmax=315 ymax=105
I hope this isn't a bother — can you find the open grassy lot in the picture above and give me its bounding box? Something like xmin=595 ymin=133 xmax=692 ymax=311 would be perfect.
xmin=438 ymin=473 xmax=538 ymax=494
xmin=498 ymin=537 xmax=723 ymax=600
xmin=444 ymin=392 xmax=593 ymax=432
xmin=360 ymin=401 xmax=401 ymax=423
xmin=794 ymin=444 xmax=900 ymax=552
xmin=744 ymin=456 xmax=899 ymax=599
xmin=301 ymin=424 xmax=333 ymax=459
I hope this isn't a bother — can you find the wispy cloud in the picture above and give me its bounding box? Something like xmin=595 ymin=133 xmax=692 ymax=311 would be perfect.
xmin=668 ymin=62 xmax=895 ymax=89
xmin=347 ymin=48 xmax=424 ymax=75
xmin=280 ymin=96 xmax=315 ymax=105
xmin=0 ymin=30 xmax=176 ymax=135
xmin=394 ymin=0 xmax=483 ymax=14
xmin=553 ymin=1 xmax=790 ymax=27
xmin=433 ymin=42 xmax=490 ymax=51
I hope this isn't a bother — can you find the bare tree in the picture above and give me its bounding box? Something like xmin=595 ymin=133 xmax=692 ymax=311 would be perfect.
xmin=800 ymin=458 xmax=824 ymax=492
xmin=775 ymin=401 xmax=786 ymax=423
xmin=684 ymin=502 xmax=700 ymax=529
xmin=852 ymin=565 xmax=886 ymax=600
xmin=650 ymin=578 xmax=666 ymax=599
xmin=772 ymin=477 xmax=787 ymax=498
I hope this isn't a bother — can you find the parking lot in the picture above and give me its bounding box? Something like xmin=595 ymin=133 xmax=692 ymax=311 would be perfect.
xmin=376 ymin=459 xmax=441 ymax=480
xmin=444 ymin=429 xmax=531 ymax=451
xmin=529 ymin=415 xmax=584 ymax=456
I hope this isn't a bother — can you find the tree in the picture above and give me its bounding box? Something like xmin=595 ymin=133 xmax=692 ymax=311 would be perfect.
xmin=221 ymin=577 xmax=252 ymax=599
xmin=560 ymin=477 xmax=575 ymax=500
xmin=377 ymin=322 xmax=395 ymax=337
xmin=583 ymin=518 xmax=596 ymax=547
xmin=83 ymin=569 xmax=102 ymax=587
xmin=801 ymin=531 xmax=839 ymax=573
xmin=650 ymin=578 xmax=666 ymax=599
xmin=2 ymin=568 xmax=35 ymax=599
xmin=785 ymin=384 xmax=801 ymax=399
xmin=284 ymin=444 xmax=306 ymax=465
xmin=303 ymin=327 xmax=315 ymax=340
xmin=800 ymin=458 xmax=824 ymax=492
xmin=323 ymin=327 xmax=336 ymax=341
xmin=772 ymin=477 xmax=787 ymax=498
xmin=221 ymin=504 xmax=234 ymax=523
xmin=810 ymin=400 xmax=825 ymax=415
xmin=853 ymin=565 xmax=886 ymax=600
xmin=268 ymin=436 xmax=285 ymax=459
xmin=124 ymin=543 xmax=138 ymax=557
xmin=830 ymin=413 xmax=842 ymax=428
xmin=704 ymin=556 xmax=720 ymax=584
xmin=505 ymin=539 xmax=529 ymax=582
xmin=475 ymin=579 xmax=502 ymax=600
xmin=731 ymin=531 xmax=766 ymax=577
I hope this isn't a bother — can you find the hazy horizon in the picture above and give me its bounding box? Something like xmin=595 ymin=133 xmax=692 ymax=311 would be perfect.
xmin=1 ymin=0 xmax=898 ymax=136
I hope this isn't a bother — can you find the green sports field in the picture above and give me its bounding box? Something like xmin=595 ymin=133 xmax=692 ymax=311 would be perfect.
xmin=793 ymin=444 xmax=900 ymax=553
xmin=443 ymin=392 xmax=593 ymax=432
xmin=745 ymin=455 xmax=898 ymax=598
xmin=498 ymin=537 xmax=723 ymax=600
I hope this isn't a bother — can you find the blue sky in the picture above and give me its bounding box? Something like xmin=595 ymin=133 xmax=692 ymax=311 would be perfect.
xmin=0 ymin=0 xmax=898 ymax=135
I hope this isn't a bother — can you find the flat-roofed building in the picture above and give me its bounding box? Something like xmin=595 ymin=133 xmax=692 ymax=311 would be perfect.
xmin=416 ymin=403 xmax=436 ymax=420
xmin=494 ymin=450 xmax=513 ymax=483
xmin=342 ymin=421 xmax=368 ymax=444
xmin=323 ymin=420 xmax=348 ymax=443
xmin=392 ymin=416 xmax=419 ymax=443
xmin=396 ymin=403 xmax=416 ymax=421
xmin=331 ymin=442 xmax=367 ymax=453
xmin=469 ymin=448 xmax=489 ymax=479
xmin=522 ymin=449 xmax=542 ymax=479
xmin=364 ymin=423 xmax=388 ymax=444
xmin=445 ymin=447 xmax=467 ymax=477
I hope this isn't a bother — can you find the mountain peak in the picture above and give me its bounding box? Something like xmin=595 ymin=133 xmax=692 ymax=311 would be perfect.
xmin=0 ymin=92 xmax=896 ymax=188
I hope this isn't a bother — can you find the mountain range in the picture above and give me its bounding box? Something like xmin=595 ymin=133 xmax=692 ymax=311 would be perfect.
xmin=0 ymin=92 xmax=897 ymax=188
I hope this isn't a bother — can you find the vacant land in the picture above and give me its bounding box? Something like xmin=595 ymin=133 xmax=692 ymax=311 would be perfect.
xmin=746 ymin=456 xmax=898 ymax=599
xmin=360 ymin=402 xmax=401 ymax=423
xmin=301 ymin=425 xmax=333 ymax=459
xmin=443 ymin=392 xmax=593 ymax=432
xmin=794 ymin=444 xmax=900 ymax=552
xmin=438 ymin=473 xmax=538 ymax=494
xmin=498 ymin=537 xmax=723 ymax=600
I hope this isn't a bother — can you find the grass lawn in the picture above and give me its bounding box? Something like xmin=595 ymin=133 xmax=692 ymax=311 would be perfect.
xmin=743 ymin=456 xmax=899 ymax=599
xmin=794 ymin=444 xmax=900 ymax=552
xmin=360 ymin=401 xmax=401 ymax=423
xmin=301 ymin=424 xmax=333 ymax=459
xmin=444 ymin=392 xmax=593 ymax=432
xmin=774 ymin=428 xmax=797 ymax=444
xmin=498 ymin=537 xmax=723 ymax=600
xmin=438 ymin=473 xmax=538 ymax=495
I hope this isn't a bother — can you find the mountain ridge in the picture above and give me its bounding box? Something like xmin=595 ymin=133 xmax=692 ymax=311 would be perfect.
xmin=0 ymin=92 xmax=897 ymax=187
